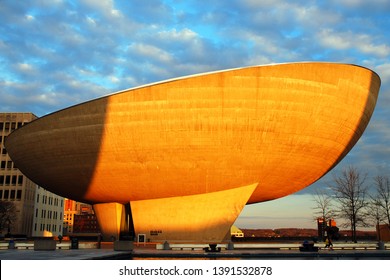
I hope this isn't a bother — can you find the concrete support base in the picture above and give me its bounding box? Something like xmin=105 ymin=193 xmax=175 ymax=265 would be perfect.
xmin=130 ymin=183 xmax=258 ymax=243
xmin=114 ymin=241 xmax=134 ymax=251
xmin=34 ymin=240 xmax=57 ymax=251
xmin=93 ymin=202 xmax=124 ymax=241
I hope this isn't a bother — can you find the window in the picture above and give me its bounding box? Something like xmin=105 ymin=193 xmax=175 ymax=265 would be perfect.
xmin=36 ymin=194 xmax=39 ymax=203
xmin=10 ymin=190 xmax=15 ymax=200
xmin=34 ymin=223 xmax=37 ymax=231
xmin=5 ymin=176 xmax=10 ymax=185
xmin=0 ymin=175 xmax=4 ymax=184
xmin=16 ymin=190 xmax=22 ymax=200
xmin=4 ymin=190 xmax=9 ymax=199
xmin=18 ymin=176 xmax=23 ymax=185
xmin=35 ymin=208 xmax=38 ymax=217
xmin=0 ymin=161 xmax=5 ymax=169
xmin=7 ymin=161 xmax=12 ymax=169
xmin=11 ymin=176 xmax=17 ymax=185
xmin=0 ymin=190 xmax=3 ymax=199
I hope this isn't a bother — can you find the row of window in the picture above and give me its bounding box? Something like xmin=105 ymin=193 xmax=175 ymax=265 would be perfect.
xmin=64 ymin=214 xmax=73 ymax=221
xmin=1 ymin=160 xmax=17 ymax=170
xmin=34 ymin=223 xmax=62 ymax=233
xmin=0 ymin=189 xmax=22 ymax=200
xmin=37 ymin=194 xmax=63 ymax=207
xmin=35 ymin=208 xmax=63 ymax=220
xmin=0 ymin=175 xmax=24 ymax=186
xmin=0 ymin=121 xmax=24 ymax=132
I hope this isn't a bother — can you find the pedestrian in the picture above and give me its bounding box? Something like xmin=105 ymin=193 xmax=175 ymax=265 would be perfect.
xmin=97 ymin=233 xmax=102 ymax=249
xmin=325 ymin=237 xmax=333 ymax=250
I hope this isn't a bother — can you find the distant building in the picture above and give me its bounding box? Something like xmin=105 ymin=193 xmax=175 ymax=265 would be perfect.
xmin=32 ymin=186 xmax=64 ymax=237
xmin=0 ymin=112 xmax=64 ymax=237
xmin=63 ymin=199 xmax=97 ymax=235
xmin=73 ymin=213 xmax=100 ymax=234
xmin=377 ymin=224 xmax=390 ymax=241
xmin=317 ymin=218 xmax=338 ymax=240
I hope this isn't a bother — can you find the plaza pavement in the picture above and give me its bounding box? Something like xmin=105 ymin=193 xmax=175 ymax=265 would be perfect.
xmin=1 ymin=243 xmax=390 ymax=260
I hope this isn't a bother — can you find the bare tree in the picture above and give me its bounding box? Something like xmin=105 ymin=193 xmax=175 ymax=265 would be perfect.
xmin=0 ymin=201 xmax=17 ymax=235
xmin=312 ymin=189 xmax=335 ymax=238
xmin=372 ymin=175 xmax=390 ymax=226
xmin=329 ymin=166 xmax=370 ymax=242
xmin=312 ymin=189 xmax=334 ymax=220
xmin=365 ymin=196 xmax=383 ymax=240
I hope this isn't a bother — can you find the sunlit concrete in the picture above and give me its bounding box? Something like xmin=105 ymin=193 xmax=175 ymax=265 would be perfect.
xmin=131 ymin=183 xmax=257 ymax=242
xmin=93 ymin=202 xmax=124 ymax=241
xmin=5 ymin=62 xmax=381 ymax=242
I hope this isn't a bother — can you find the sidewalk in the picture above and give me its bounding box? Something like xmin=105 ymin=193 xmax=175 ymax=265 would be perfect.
xmin=0 ymin=248 xmax=132 ymax=260
xmin=1 ymin=246 xmax=390 ymax=260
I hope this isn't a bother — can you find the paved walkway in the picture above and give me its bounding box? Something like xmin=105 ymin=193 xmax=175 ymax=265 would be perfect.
xmin=0 ymin=248 xmax=132 ymax=260
xmin=1 ymin=246 xmax=390 ymax=260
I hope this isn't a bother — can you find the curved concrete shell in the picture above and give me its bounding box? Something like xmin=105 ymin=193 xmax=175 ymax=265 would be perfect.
xmin=5 ymin=62 xmax=380 ymax=242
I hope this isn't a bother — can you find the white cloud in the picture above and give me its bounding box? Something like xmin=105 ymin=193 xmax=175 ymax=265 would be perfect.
xmin=318 ymin=29 xmax=352 ymax=50
xmin=376 ymin=63 xmax=390 ymax=83
xmin=86 ymin=16 xmax=96 ymax=25
xmin=336 ymin=0 xmax=390 ymax=7
xmin=128 ymin=43 xmax=174 ymax=63
xmin=17 ymin=63 xmax=34 ymax=72
xmin=318 ymin=29 xmax=390 ymax=58
xmin=80 ymin=0 xmax=122 ymax=19
xmin=158 ymin=28 xmax=198 ymax=41
xmin=25 ymin=14 xmax=35 ymax=21
xmin=109 ymin=76 xmax=120 ymax=83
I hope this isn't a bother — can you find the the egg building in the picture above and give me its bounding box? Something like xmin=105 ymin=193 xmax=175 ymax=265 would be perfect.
xmin=5 ymin=62 xmax=381 ymax=242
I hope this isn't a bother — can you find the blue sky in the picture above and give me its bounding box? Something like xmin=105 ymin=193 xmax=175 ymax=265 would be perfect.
xmin=1 ymin=0 xmax=389 ymax=229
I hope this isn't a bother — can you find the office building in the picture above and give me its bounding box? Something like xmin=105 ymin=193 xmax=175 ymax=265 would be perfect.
xmin=1 ymin=112 xmax=64 ymax=237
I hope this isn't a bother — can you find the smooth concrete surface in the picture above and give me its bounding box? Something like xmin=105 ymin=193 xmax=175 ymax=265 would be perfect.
xmin=93 ymin=202 xmax=124 ymax=241
xmin=130 ymin=184 xmax=257 ymax=242
xmin=1 ymin=244 xmax=390 ymax=260
xmin=34 ymin=240 xmax=57 ymax=251
xmin=114 ymin=241 xmax=134 ymax=251
xmin=0 ymin=248 xmax=131 ymax=260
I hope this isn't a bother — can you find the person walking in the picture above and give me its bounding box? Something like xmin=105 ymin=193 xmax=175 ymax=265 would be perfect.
xmin=325 ymin=237 xmax=333 ymax=250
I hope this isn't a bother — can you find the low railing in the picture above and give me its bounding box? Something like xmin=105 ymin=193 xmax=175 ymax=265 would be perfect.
xmin=155 ymin=242 xmax=390 ymax=251
xmin=0 ymin=241 xmax=99 ymax=250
